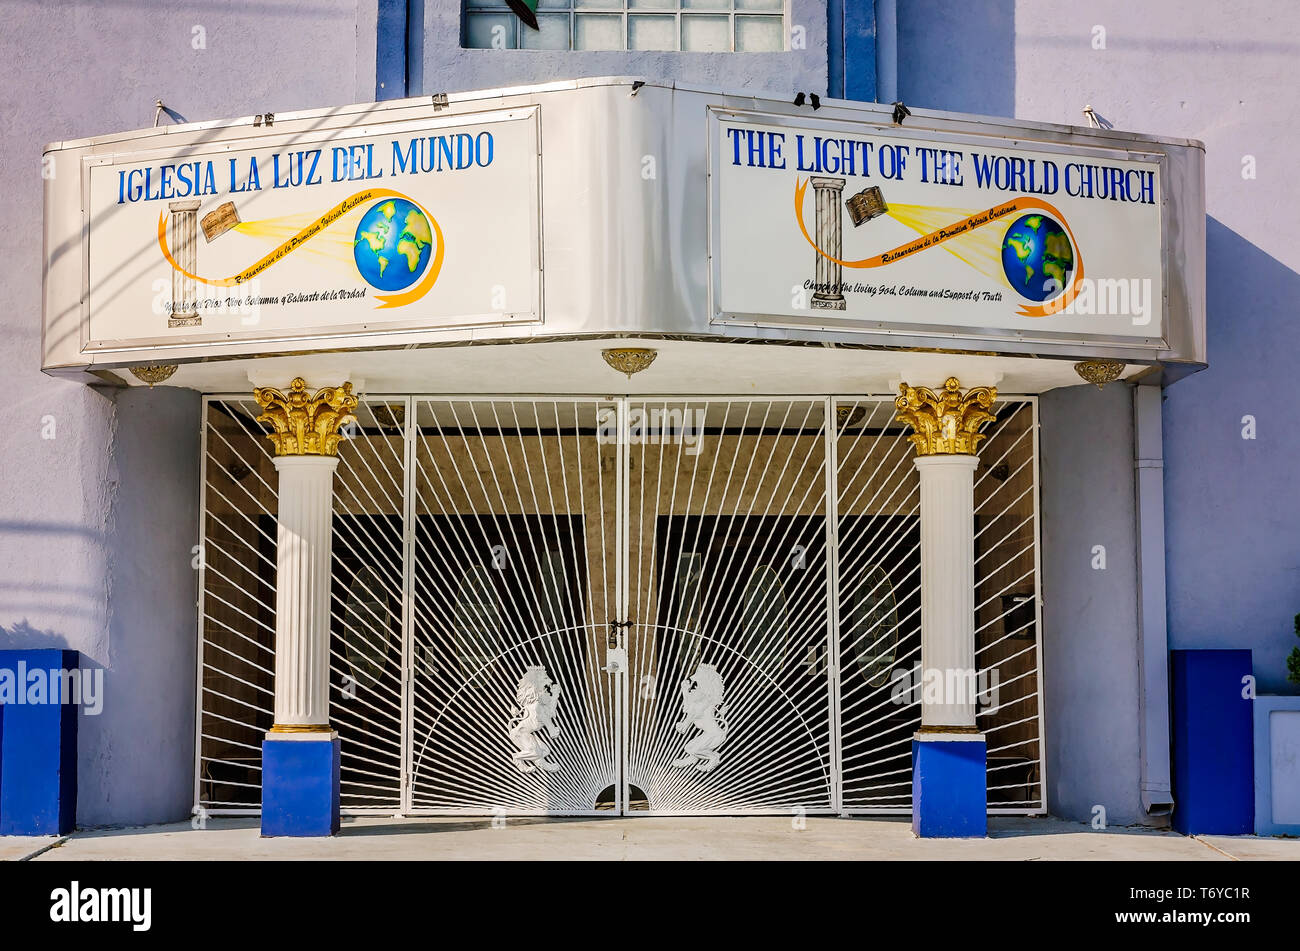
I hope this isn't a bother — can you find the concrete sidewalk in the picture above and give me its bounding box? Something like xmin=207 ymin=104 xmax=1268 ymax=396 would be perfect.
xmin=6 ymin=815 xmax=1297 ymax=860
xmin=0 ymin=836 xmax=66 ymax=862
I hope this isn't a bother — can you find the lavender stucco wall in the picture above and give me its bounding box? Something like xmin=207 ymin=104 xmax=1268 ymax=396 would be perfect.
xmin=0 ymin=0 xmax=368 ymax=826
xmin=899 ymin=1 xmax=1300 ymax=818
xmin=1039 ymin=384 xmax=1145 ymax=824
xmin=1003 ymin=0 xmax=1300 ymax=793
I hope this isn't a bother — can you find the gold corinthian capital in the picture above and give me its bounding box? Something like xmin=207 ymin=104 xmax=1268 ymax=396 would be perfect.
xmin=253 ymin=378 xmax=359 ymax=457
xmin=895 ymin=377 xmax=997 ymax=457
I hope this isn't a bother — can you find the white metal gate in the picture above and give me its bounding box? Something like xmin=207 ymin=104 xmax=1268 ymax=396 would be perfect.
xmin=406 ymin=399 xmax=617 ymax=814
xmin=621 ymin=399 xmax=835 ymax=814
xmin=196 ymin=394 xmax=1044 ymax=817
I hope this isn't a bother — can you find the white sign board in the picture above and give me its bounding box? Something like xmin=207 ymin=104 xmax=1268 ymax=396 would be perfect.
xmin=85 ymin=108 xmax=540 ymax=349
xmin=713 ymin=113 xmax=1165 ymax=344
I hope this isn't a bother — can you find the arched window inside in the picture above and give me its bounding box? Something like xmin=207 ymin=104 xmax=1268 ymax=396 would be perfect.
xmin=671 ymin=552 xmax=703 ymax=629
xmin=342 ymin=564 xmax=393 ymax=689
xmin=453 ymin=565 xmax=504 ymax=679
xmin=534 ymin=548 xmax=569 ymax=631
xmin=849 ymin=564 xmax=900 ymax=687
xmin=739 ymin=565 xmax=789 ymax=679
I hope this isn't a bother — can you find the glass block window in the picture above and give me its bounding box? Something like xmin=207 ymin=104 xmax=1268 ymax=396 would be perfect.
xmin=464 ymin=0 xmax=785 ymax=51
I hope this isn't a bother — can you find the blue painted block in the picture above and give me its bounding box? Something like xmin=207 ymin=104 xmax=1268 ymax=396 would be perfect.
xmin=261 ymin=737 xmax=340 ymax=837
xmin=912 ymin=736 xmax=986 ymax=838
xmin=1171 ymin=649 xmax=1254 ymax=835
xmin=0 ymin=649 xmax=79 ymax=836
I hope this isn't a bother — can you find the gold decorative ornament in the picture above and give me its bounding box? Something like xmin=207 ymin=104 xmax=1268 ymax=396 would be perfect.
xmin=128 ymin=364 xmax=178 ymax=386
xmin=1073 ymin=359 xmax=1125 ymax=389
xmin=253 ymin=378 xmax=359 ymax=457
xmin=895 ymin=377 xmax=997 ymax=457
xmin=602 ymin=348 xmax=658 ymax=378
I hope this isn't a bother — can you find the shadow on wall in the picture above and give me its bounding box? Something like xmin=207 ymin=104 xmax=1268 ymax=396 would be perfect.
xmin=0 ymin=633 xmax=106 ymax=711
xmin=0 ymin=520 xmax=110 ymax=637
xmin=897 ymin=0 xmax=1016 ymax=118
xmin=1163 ymin=217 xmax=1300 ymax=692
xmin=1 ymin=618 xmax=74 ymax=650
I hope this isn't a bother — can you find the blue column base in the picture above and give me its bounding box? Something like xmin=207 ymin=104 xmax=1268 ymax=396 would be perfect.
xmin=912 ymin=734 xmax=987 ymax=838
xmin=0 ymin=649 xmax=79 ymax=836
xmin=261 ymin=736 xmax=341 ymax=837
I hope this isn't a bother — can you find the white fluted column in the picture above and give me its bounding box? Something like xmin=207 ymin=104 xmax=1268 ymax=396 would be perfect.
xmin=252 ymin=377 xmax=358 ymax=739
xmin=270 ymin=455 xmax=339 ymax=731
xmin=895 ymin=377 xmax=996 ymax=837
xmin=254 ymin=378 xmax=356 ymax=836
xmin=894 ymin=376 xmax=997 ymax=733
xmin=916 ymin=454 xmax=979 ymax=729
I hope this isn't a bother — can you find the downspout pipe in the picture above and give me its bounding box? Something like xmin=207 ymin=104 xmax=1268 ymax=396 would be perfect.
xmin=1134 ymin=383 xmax=1175 ymax=816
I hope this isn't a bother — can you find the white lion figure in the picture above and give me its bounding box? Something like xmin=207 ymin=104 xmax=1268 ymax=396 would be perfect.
xmin=671 ymin=663 xmax=728 ymax=772
xmin=508 ymin=666 xmax=561 ymax=774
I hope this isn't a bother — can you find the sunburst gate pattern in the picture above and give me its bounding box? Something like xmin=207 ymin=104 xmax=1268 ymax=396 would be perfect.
xmin=196 ymin=396 xmax=1043 ymax=816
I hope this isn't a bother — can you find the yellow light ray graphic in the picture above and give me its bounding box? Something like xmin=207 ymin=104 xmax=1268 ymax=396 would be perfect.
xmin=792 ymin=180 xmax=1086 ymax=316
xmin=883 ymin=203 xmax=1009 ymax=286
xmin=158 ymin=187 xmax=445 ymax=308
xmin=232 ymin=213 xmax=358 ymax=267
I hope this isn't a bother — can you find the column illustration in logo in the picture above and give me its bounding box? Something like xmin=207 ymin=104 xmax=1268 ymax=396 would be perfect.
xmin=809 ymin=176 xmax=846 ymax=310
xmin=167 ymin=200 xmax=202 ymax=327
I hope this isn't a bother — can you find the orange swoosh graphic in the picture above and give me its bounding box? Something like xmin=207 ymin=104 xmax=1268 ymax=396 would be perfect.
xmin=158 ymin=188 xmax=443 ymax=308
xmin=793 ymin=179 xmax=1085 ymax=317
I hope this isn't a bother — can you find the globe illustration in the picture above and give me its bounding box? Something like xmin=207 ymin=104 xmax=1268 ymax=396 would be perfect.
xmin=1000 ymin=213 xmax=1074 ymax=302
xmin=352 ymin=198 xmax=433 ymax=292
